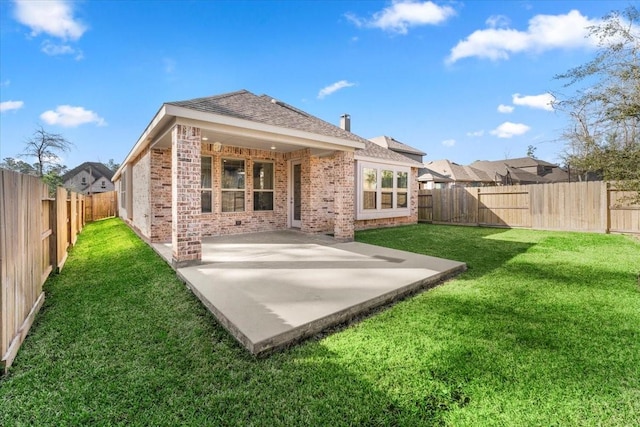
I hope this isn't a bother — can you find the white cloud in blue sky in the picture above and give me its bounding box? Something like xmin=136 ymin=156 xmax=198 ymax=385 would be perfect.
xmin=490 ymin=122 xmax=531 ymax=139
xmin=497 ymin=104 xmax=514 ymax=114
xmin=318 ymin=80 xmax=356 ymax=99
xmin=0 ymin=100 xmax=24 ymax=113
xmin=441 ymin=139 xmax=456 ymax=147
xmin=40 ymin=105 xmax=106 ymax=127
xmin=512 ymin=93 xmax=555 ymax=111
xmin=13 ymin=0 xmax=86 ymax=40
xmin=466 ymin=130 xmax=485 ymax=137
xmin=13 ymin=0 xmax=86 ymax=58
xmin=0 ymin=1 xmax=628 ymax=167
xmin=447 ymin=10 xmax=598 ymax=63
xmin=346 ymin=1 xmax=456 ymax=34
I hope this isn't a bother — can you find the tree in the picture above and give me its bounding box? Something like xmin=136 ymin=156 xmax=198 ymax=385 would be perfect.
xmin=0 ymin=157 xmax=37 ymax=175
xmin=105 ymin=158 xmax=120 ymax=172
xmin=554 ymin=6 xmax=640 ymax=201
xmin=21 ymin=126 xmax=73 ymax=177
xmin=526 ymin=145 xmax=537 ymax=158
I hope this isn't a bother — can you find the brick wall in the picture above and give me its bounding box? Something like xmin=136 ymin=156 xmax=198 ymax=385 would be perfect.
xmin=132 ymin=149 xmax=151 ymax=237
xmin=171 ymin=125 xmax=202 ymax=265
xmin=150 ymin=148 xmax=172 ymax=242
xmin=333 ymin=150 xmax=355 ymax=239
xmin=200 ymin=145 xmax=288 ymax=236
xmin=302 ymin=154 xmax=336 ymax=234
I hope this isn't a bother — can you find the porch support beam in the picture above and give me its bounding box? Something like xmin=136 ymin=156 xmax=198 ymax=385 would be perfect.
xmin=171 ymin=124 xmax=202 ymax=267
xmin=333 ymin=150 xmax=355 ymax=241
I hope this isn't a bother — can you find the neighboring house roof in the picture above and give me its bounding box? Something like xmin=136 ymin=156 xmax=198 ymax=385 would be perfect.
xmin=369 ymin=136 xmax=426 ymax=156
xmin=422 ymin=159 xmax=494 ymax=183
xmin=496 ymin=156 xmax=557 ymax=168
xmin=470 ymin=160 xmax=543 ymax=184
xmin=63 ymin=161 xmax=114 ymax=183
xmin=165 ymin=90 xmax=423 ymax=168
xmin=417 ymin=167 xmax=454 ymax=183
xmin=470 ymin=157 xmax=569 ymax=183
xmin=541 ymin=167 xmax=570 ymax=182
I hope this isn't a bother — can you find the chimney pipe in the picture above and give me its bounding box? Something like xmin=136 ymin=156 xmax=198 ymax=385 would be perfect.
xmin=340 ymin=114 xmax=351 ymax=132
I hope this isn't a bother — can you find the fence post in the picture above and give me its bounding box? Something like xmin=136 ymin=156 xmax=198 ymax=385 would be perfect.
xmin=49 ymin=198 xmax=57 ymax=273
xmin=602 ymin=182 xmax=610 ymax=234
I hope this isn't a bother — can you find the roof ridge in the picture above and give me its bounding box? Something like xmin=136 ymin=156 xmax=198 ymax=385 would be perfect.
xmin=167 ymin=89 xmax=250 ymax=105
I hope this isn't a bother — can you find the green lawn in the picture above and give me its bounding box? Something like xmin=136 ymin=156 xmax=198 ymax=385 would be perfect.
xmin=1 ymin=219 xmax=639 ymax=426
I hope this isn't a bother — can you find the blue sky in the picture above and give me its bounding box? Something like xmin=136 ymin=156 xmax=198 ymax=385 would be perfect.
xmin=0 ymin=0 xmax=635 ymax=169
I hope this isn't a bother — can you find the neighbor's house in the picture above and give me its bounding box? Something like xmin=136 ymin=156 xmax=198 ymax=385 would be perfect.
xmin=369 ymin=135 xmax=426 ymax=163
xmin=470 ymin=157 xmax=569 ymax=185
xmin=63 ymin=161 xmax=115 ymax=194
xmin=112 ymin=90 xmax=422 ymax=266
xmin=418 ymin=159 xmax=494 ymax=189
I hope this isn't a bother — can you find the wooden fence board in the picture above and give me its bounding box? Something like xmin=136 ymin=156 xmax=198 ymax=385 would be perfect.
xmin=1 ymin=169 xmax=84 ymax=372
xmin=419 ymin=181 xmax=639 ymax=234
xmin=85 ymin=191 xmax=117 ymax=222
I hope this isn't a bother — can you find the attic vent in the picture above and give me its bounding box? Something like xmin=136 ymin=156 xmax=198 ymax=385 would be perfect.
xmin=271 ymin=99 xmax=285 ymax=106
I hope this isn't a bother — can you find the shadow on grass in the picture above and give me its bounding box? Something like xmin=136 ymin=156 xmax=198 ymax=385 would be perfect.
xmin=356 ymin=224 xmax=535 ymax=279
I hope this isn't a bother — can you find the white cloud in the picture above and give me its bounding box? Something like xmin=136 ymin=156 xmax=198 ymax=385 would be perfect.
xmin=346 ymin=1 xmax=456 ymax=35
xmin=486 ymin=15 xmax=510 ymax=28
xmin=497 ymin=104 xmax=514 ymax=114
xmin=317 ymin=80 xmax=356 ymax=99
xmin=13 ymin=0 xmax=87 ymax=40
xmin=512 ymin=92 xmax=554 ymax=111
xmin=490 ymin=122 xmax=531 ymax=138
xmin=41 ymin=40 xmax=83 ymax=59
xmin=0 ymin=100 xmax=24 ymax=112
xmin=40 ymin=105 xmax=106 ymax=127
xmin=466 ymin=130 xmax=484 ymax=137
xmin=447 ymin=10 xmax=598 ymax=63
xmin=441 ymin=139 xmax=456 ymax=147
xmin=0 ymin=80 xmax=10 ymax=87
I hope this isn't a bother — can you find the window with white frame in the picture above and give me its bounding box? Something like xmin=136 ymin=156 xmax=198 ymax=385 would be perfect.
xmin=201 ymin=156 xmax=213 ymax=213
xmin=120 ymin=171 xmax=127 ymax=209
xmin=357 ymin=161 xmax=411 ymax=220
xmin=221 ymin=158 xmax=245 ymax=212
xmin=253 ymin=161 xmax=274 ymax=211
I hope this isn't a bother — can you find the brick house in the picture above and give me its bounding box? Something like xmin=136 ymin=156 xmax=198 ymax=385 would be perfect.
xmin=113 ymin=90 xmax=422 ymax=266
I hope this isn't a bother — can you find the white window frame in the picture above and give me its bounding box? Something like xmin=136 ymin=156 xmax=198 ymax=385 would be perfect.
xmin=252 ymin=160 xmax=275 ymax=211
xmin=356 ymin=160 xmax=411 ymax=220
xmin=201 ymin=156 xmax=213 ymax=213
xmin=221 ymin=157 xmax=246 ymax=213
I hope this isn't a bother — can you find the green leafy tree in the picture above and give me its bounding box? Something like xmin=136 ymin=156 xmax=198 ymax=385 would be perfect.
xmin=0 ymin=157 xmax=38 ymax=175
xmin=526 ymin=145 xmax=537 ymax=158
xmin=105 ymin=158 xmax=120 ymax=172
xmin=554 ymin=6 xmax=639 ymax=200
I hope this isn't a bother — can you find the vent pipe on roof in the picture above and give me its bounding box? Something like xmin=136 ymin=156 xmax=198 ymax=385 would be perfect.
xmin=340 ymin=114 xmax=351 ymax=132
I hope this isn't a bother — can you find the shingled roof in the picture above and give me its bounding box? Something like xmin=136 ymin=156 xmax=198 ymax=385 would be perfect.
xmin=62 ymin=161 xmax=114 ymax=182
xmin=168 ymin=90 xmax=422 ymax=167
xmin=369 ymin=136 xmax=426 ymax=156
xmin=424 ymin=159 xmax=494 ymax=183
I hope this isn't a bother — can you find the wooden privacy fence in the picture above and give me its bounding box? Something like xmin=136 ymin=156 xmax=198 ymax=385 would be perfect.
xmin=85 ymin=191 xmax=117 ymax=222
xmin=419 ymin=181 xmax=639 ymax=234
xmin=0 ymin=169 xmax=85 ymax=372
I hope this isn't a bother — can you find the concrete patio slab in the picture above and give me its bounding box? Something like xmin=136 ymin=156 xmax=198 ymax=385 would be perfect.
xmin=153 ymin=230 xmax=466 ymax=355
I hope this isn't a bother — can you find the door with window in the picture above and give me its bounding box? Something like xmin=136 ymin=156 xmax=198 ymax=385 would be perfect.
xmin=290 ymin=161 xmax=302 ymax=228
